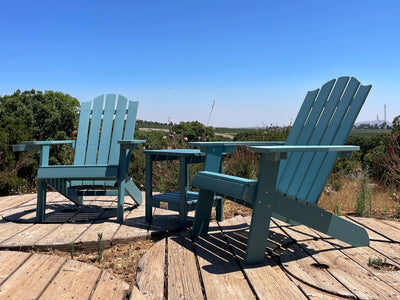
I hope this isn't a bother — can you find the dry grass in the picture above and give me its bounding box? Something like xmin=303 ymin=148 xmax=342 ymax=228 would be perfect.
xmin=222 ymin=176 xmax=399 ymax=220
xmin=319 ymin=176 xmax=398 ymax=219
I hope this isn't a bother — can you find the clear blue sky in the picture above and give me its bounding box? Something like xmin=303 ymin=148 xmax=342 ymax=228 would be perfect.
xmin=0 ymin=1 xmax=399 ymax=127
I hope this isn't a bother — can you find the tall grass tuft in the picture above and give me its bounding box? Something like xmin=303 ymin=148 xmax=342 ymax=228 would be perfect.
xmin=355 ymin=168 xmax=372 ymax=217
xmin=97 ymin=232 xmax=105 ymax=264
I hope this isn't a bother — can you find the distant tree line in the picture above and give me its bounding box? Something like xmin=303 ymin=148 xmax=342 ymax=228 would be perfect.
xmin=353 ymin=123 xmax=391 ymax=129
xmin=136 ymin=120 xmax=171 ymax=129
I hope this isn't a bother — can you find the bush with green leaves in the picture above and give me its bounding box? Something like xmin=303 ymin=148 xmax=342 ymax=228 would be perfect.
xmin=233 ymin=126 xmax=291 ymax=142
xmin=171 ymin=121 xmax=215 ymax=142
xmin=224 ymin=126 xmax=290 ymax=179
xmin=369 ymin=134 xmax=400 ymax=192
xmin=131 ymin=122 xmax=211 ymax=193
xmin=0 ymin=90 xmax=80 ymax=195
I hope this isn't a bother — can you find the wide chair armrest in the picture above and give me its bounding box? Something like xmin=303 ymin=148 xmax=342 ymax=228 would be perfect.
xmin=13 ymin=140 xmax=76 ymax=167
xmin=249 ymin=145 xmax=359 ymax=159
xmin=193 ymin=171 xmax=257 ymax=200
xmin=13 ymin=140 xmax=76 ymax=152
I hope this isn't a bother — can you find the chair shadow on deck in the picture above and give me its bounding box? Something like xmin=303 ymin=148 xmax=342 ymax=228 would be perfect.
xmin=2 ymin=199 xmax=136 ymax=224
xmin=168 ymin=221 xmax=333 ymax=275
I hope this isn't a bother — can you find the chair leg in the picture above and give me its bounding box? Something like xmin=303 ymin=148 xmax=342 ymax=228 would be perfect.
xmin=66 ymin=188 xmax=83 ymax=206
xmin=145 ymin=201 xmax=153 ymax=223
xmin=37 ymin=179 xmax=47 ymax=222
xmin=125 ymin=178 xmax=143 ymax=205
xmin=270 ymin=193 xmax=370 ymax=247
xmin=215 ymin=197 xmax=224 ymax=222
xmin=245 ymin=204 xmax=273 ymax=264
xmin=117 ymin=178 xmax=126 ymax=223
xmin=192 ymin=189 xmax=215 ymax=237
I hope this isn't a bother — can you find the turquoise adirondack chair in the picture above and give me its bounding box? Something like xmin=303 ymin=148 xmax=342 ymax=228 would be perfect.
xmin=13 ymin=94 xmax=144 ymax=223
xmin=192 ymin=77 xmax=372 ymax=264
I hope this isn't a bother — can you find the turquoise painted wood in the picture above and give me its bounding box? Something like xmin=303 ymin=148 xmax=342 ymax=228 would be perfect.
xmin=144 ymin=142 xmax=284 ymax=228
xmin=13 ymin=94 xmax=144 ymax=223
xmin=191 ymin=77 xmax=372 ymax=264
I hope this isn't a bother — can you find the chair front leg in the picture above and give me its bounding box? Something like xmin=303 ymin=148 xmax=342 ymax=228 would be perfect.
xmin=117 ymin=176 xmax=126 ymax=223
xmin=192 ymin=188 xmax=215 ymax=236
xmin=245 ymin=201 xmax=273 ymax=264
xmin=37 ymin=179 xmax=47 ymax=222
xmin=117 ymin=148 xmax=129 ymax=223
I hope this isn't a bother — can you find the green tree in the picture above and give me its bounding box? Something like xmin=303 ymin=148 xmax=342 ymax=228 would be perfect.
xmin=0 ymin=90 xmax=80 ymax=195
xmin=171 ymin=121 xmax=214 ymax=142
xmin=393 ymin=115 xmax=400 ymax=136
xmin=233 ymin=126 xmax=291 ymax=142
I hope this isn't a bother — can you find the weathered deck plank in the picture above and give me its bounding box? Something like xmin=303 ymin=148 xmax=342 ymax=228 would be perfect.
xmin=194 ymin=222 xmax=256 ymax=300
xmin=91 ymin=270 xmax=130 ymax=300
xmin=221 ymin=217 xmax=307 ymax=299
xmin=0 ymin=193 xmax=36 ymax=213
xmin=149 ymin=208 xmax=186 ymax=235
xmin=39 ymin=259 xmax=102 ymax=300
xmin=136 ymin=238 xmax=166 ymax=300
xmin=34 ymin=223 xmax=92 ymax=249
xmin=303 ymin=239 xmax=400 ymax=299
xmin=0 ymin=221 xmax=33 ymax=244
xmin=272 ymin=219 xmax=322 ymax=242
xmin=0 ymin=251 xmax=130 ymax=299
xmin=0 ymin=253 xmax=66 ymax=299
xmin=349 ymin=216 xmax=400 ymax=242
xmin=0 ymin=223 xmax=61 ymax=249
xmin=280 ymin=241 xmax=354 ymax=298
xmin=112 ymin=204 xmax=149 ymax=244
xmin=288 ymin=275 xmax=340 ymax=300
xmin=130 ymin=286 xmax=147 ymax=300
xmin=168 ymin=231 xmax=203 ymax=300
xmin=0 ymin=251 xmax=31 ymax=285
xmin=75 ymin=220 xmax=121 ymax=248
xmin=332 ymin=239 xmax=400 ymax=293
xmin=370 ymin=241 xmax=400 ymax=265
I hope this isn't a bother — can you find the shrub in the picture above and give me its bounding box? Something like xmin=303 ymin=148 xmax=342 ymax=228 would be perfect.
xmin=0 ymin=90 xmax=80 ymax=195
xmin=224 ymin=146 xmax=260 ymax=180
xmin=368 ymin=134 xmax=400 ymax=193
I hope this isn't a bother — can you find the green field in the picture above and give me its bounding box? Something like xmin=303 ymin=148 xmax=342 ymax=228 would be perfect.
xmin=136 ymin=122 xmax=390 ymax=139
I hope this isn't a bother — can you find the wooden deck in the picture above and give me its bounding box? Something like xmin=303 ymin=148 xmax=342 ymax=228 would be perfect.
xmin=0 ymin=192 xmax=191 ymax=250
xmin=137 ymin=216 xmax=400 ymax=299
xmin=1 ymin=193 xmax=400 ymax=299
xmin=0 ymin=250 xmax=131 ymax=299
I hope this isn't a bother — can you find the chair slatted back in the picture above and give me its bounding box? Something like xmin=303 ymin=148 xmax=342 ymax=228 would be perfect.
xmin=276 ymin=77 xmax=371 ymax=203
xmin=73 ymin=94 xmax=138 ymax=187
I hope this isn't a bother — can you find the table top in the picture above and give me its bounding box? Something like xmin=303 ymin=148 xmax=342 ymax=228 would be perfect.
xmin=143 ymin=149 xmax=204 ymax=156
xmin=188 ymin=141 xmax=284 ymax=147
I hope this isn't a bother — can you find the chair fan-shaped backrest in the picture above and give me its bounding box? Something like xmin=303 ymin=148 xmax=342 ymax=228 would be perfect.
xmin=276 ymin=77 xmax=371 ymax=203
xmin=74 ymin=94 xmax=138 ymax=166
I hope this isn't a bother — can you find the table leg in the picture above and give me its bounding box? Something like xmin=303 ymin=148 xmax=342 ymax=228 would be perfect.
xmin=178 ymin=156 xmax=189 ymax=228
xmin=145 ymin=154 xmax=153 ymax=223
